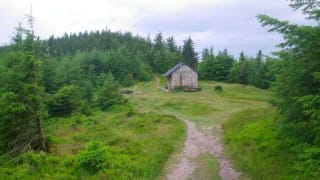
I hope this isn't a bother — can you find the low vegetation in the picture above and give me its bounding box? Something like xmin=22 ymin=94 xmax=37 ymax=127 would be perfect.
xmin=192 ymin=153 xmax=220 ymax=180
xmin=223 ymin=108 xmax=320 ymax=179
xmin=0 ymin=105 xmax=185 ymax=179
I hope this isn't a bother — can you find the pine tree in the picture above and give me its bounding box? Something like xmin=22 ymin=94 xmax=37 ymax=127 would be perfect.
xmin=198 ymin=47 xmax=215 ymax=80
xmin=151 ymin=33 xmax=168 ymax=73
xmin=181 ymin=37 xmax=198 ymax=70
xmin=166 ymin=36 xmax=181 ymax=65
xmin=213 ymin=49 xmax=235 ymax=82
xmin=250 ymin=50 xmax=268 ymax=88
xmin=94 ymin=73 xmax=123 ymax=110
xmin=238 ymin=52 xmax=250 ymax=85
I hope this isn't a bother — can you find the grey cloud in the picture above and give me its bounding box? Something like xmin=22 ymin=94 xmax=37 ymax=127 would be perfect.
xmin=134 ymin=0 xmax=308 ymax=57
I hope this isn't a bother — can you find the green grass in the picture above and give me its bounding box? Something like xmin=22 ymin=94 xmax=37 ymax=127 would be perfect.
xmin=126 ymin=78 xmax=272 ymax=178
xmin=129 ymin=80 xmax=270 ymax=131
xmin=0 ymin=77 xmax=280 ymax=179
xmin=192 ymin=153 xmax=220 ymax=180
xmin=0 ymin=105 xmax=185 ymax=179
xmin=223 ymin=107 xmax=320 ymax=179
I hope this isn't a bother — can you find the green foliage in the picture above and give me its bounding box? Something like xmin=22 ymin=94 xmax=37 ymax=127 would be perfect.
xmin=249 ymin=50 xmax=269 ymax=89
xmin=237 ymin=52 xmax=250 ymax=85
xmin=0 ymin=108 xmax=185 ymax=179
xmin=182 ymin=37 xmax=198 ymax=70
xmin=75 ymin=141 xmax=109 ymax=174
xmin=94 ymin=73 xmax=124 ymax=110
xmin=48 ymin=85 xmax=80 ymax=117
xmin=223 ymin=109 xmax=289 ymax=179
xmin=198 ymin=49 xmax=235 ymax=82
xmin=214 ymin=85 xmax=223 ymax=92
xmin=198 ymin=47 xmax=215 ymax=80
xmin=0 ymin=23 xmax=46 ymax=154
xmin=40 ymin=58 xmax=58 ymax=93
xmin=288 ymin=0 xmax=320 ymax=21
xmin=223 ymin=108 xmax=320 ymax=179
xmin=258 ymin=1 xmax=320 ymax=144
xmin=227 ymin=51 xmax=272 ymax=89
xmin=138 ymin=34 xmax=181 ymax=74
xmin=294 ymin=146 xmax=320 ymax=177
xmin=0 ymin=152 xmax=75 ymax=179
xmin=43 ymin=29 xmax=180 ymax=79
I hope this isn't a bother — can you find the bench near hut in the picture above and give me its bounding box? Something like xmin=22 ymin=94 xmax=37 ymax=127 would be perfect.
xmin=163 ymin=63 xmax=198 ymax=91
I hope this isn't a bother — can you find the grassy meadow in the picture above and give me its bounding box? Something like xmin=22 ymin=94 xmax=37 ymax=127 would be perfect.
xmin=129 ymin=77 xmax=315 ymax=179
xmin=1 ymin=77 xmax=303 ymax=179
xmin=129 ymin=76 xmax=271 ymax=133
xmin=128 ymin=77 xmax=275 ymax=179
xmin=0 ymin=105 xmax=185 ymax=179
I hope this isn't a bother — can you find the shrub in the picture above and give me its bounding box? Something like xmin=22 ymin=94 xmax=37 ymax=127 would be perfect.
xmin=75 ymin=141 xmax=109 ymax=174
xmin=94 ymin=73 xmax=124 ymax=110
xmin=294 ymin=146 xmax=320 ymax=177
xmin=48 ymin=85 xmax=80 ymax=117
xmin=214 ymin=85 xmax=223 ymax=92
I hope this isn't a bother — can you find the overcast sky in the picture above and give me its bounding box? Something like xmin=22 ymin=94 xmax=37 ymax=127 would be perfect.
xmin=0 ymin=0 xmax=309 ymax=57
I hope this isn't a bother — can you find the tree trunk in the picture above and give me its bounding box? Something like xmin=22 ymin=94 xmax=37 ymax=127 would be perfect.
xmin=36 ymin=115 xmax=46 ymax=151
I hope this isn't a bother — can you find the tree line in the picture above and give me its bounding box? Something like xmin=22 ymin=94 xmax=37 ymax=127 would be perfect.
xmin=198 ymin=48 xmax=277 ymax=89
xmin=0 ymin=16 xmax=200 ymax=155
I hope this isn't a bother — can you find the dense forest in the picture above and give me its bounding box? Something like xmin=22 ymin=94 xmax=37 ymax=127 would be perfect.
xmin=0 ymin=0 xmax=319 ymax=178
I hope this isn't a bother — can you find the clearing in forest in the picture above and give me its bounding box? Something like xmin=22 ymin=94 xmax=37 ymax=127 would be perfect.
xmin=129 ymin=77 xmax=271 ymax=179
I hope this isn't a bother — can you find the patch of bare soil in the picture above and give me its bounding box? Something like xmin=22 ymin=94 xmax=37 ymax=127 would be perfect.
xmin=166 ymin=118 xmax=240 ymax=180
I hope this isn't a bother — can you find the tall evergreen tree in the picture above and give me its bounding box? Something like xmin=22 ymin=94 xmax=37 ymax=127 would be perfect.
xmin=0 ymin=17 xmax=46 ymax=154
xmin=181 ymin=37 xmax=198 ymax=70
xmin=258 ymin=0 xmax=320 ymax=143
xmin=198 ymin=47 xmax=215 ymax=80
xmin=151 ymin=33 xmax=168 ymax=73
xmin=213 ymin=49 xmax=235 ymax=82
xmin=228 ymin=51 xmax=245 ymax=83
xmin=238 ymin=52 xmax=250 ymax=85
xmin=166 ymin=36 xmax=181 ymax=65
xmin=249 ymin=50 xmax=269 ymax=89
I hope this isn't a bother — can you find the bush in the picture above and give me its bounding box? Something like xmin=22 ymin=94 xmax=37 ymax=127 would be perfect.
xmin=48 ymin=85 xmax=80 ymax=117
xmin=214 ymin=85 xmax=223 ymax=92
xmin=75 ymin=141 xmax=109 ymax=174
xmin=94 ymin=73 xmax=124 ymax=110
xmin=294 ymin=146 xmax=320 ymax=177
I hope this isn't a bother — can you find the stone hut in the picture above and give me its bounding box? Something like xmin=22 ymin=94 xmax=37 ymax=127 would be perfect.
xmin=163 ymin=63 xmax=198 ymax=90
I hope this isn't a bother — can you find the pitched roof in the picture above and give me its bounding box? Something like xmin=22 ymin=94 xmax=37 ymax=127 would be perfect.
xmin=162 ymin=63 xmax=184 ymax=77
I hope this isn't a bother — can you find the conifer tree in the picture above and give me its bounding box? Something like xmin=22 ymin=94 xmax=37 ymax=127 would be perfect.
xmin=0 ymin=13 xmax=46 ymax=154
xmin=181 ymin=37 xmax=198 ymax=70
xmin=258 ymin=0 xmax=320 ymax=143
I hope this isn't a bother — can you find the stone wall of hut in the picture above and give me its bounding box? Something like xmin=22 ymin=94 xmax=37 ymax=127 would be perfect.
xmin=168 ymin=65 xmax=198 ymax=90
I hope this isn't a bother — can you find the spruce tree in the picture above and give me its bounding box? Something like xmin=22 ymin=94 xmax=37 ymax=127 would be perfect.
xmin=258 ymin=0 xmax=320 ymax=143
xmin=181 ymin=37 xmax=198 ymax=70
xmin=0 ymin=18 xmax=46 ymax=154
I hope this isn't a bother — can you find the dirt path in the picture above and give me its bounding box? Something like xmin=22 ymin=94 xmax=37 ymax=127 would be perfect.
xmin=166 ymin=118 xmax=240 ymax=180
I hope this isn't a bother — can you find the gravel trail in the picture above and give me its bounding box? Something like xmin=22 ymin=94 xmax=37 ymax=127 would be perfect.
xmin=166 ymin=118 xmax=240 ymax=180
